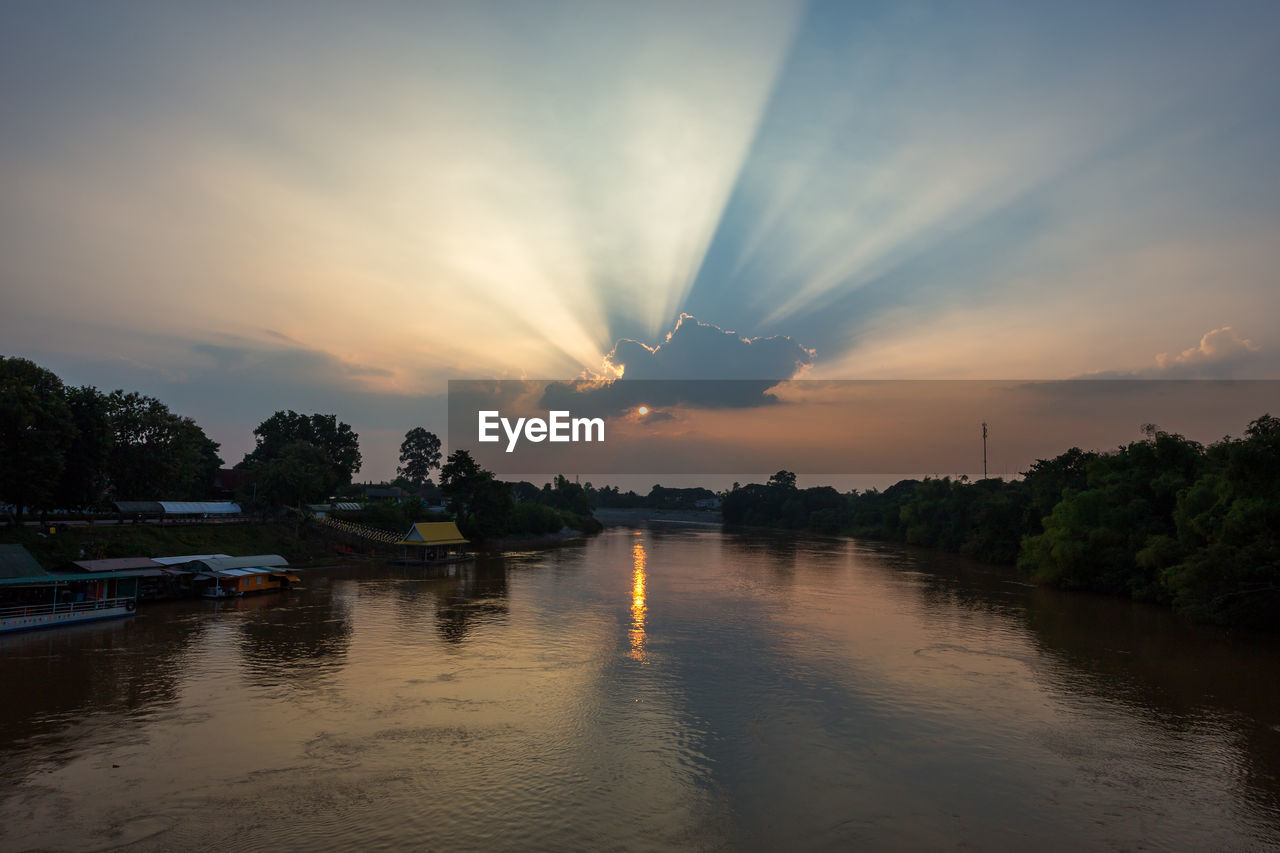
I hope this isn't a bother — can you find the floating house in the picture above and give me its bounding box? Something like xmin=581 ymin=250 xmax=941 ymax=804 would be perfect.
xmin=60 ymin=557 xmax=182 ymax=601
xmin=147 ymin=555 xmax=234 ymax=599
xmin=182 ymin=555 xmax=299 ymax=598
xmin=0 ymin=545 xmax=138 ymax=633
xmin=396 ymin=522 xmax=470 ymax=563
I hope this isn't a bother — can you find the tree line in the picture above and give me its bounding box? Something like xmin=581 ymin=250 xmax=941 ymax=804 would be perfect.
xmin=436 ymin=452 xmax=601 ymax=541
xmin=1 ymin=357 xmax=222 ymax=518
xmin=721 ymin=416 xmax=1280 ymax=630
xmin=2 ymin=355 xmax=401 ymax=519
xmin=586 ymin=484 xmax=718 ymax=510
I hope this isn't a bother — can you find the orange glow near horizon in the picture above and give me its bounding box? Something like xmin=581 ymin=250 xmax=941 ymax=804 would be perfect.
xmin=630 ymin=537 xmax=648 ymax=663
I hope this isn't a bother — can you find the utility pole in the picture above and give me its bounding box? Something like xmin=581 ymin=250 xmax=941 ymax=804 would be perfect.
xmin=981 ymin=422 xmax=988 ymax=480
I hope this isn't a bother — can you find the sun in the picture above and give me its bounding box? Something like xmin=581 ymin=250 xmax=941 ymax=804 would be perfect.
xmin=637 ymin=405 xmax=649 ymax=416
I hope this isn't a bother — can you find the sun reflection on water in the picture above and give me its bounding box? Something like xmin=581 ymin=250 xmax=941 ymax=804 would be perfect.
xmin=630 ymin=536 xmax=648 ymax=663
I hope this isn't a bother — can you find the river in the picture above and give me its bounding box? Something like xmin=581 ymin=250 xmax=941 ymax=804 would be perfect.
xmin=2 ymin=523 xmax=1279 ymax=850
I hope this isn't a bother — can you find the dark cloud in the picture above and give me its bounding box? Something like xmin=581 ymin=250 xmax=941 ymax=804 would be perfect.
xmin=527 ymin=314 xmax=817 ymax=415
xmin=604 ymin=314 xmax=813 ymax=380
xmin=536 ymin=378 xmax=785 ymax=418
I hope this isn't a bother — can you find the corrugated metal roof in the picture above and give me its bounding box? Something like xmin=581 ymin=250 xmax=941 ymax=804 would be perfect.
xmin=185 ymin=555 xmax=288 ymax=571
xmin=0 ymin=569 xmax=163 ymax=585
xmin=197 ymin=566 xmax=283 ymax=579
xmin=114 ymin=501 xmax=163 ymax=514
xmin=0 ymin=545 xmax=48 ymax=580
xmin=308 ymin=502 xmax=364 ymax=512
xmin=157 ymin=501 xmax=242 ymax=514
xmin=206 ymin=567 xmax=273 ymax=577
xmin=153 ymin=554 xmax=231 ymax=566
xmin=397 ymin=521 xmax=469 ymax=546
xmin=69 ymin=558 xmax=165 ymax=573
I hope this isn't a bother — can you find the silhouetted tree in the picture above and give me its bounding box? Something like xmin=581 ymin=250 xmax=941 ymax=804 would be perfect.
xmin=0 ymin=357 xmax=74 ymax=519
xmin=397 ymin=427 xmax=441 ymax=489
xmin=241 ymin=410 xmax=361 ymax=490
xmin=55 ymin=386 xmax=113 ymax=511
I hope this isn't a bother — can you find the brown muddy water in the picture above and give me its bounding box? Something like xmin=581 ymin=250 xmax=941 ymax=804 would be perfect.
xmin=2 ymin=524 xmax=1279 ymax=851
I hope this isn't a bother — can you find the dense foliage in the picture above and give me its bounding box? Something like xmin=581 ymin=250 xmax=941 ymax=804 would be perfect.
xmin=586 ymin=483 xmax=718 ymax=509
xmin=721 ymin=416 xmax=1280 ymax=630
xmin=1 ymin=357 xmax=223 ymax=517
xmin=237 ymin=411 xmax=362 ymax=508
xmin=438 ymin=452 xmax=601 ymax=540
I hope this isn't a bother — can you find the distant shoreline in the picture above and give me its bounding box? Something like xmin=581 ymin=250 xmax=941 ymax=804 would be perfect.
xmin=593 ymin=508 xmax=722 ymax=525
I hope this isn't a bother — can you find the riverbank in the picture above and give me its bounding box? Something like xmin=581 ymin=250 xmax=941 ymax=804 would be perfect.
xmin=0 ymin=521 xmax=335 ymax=569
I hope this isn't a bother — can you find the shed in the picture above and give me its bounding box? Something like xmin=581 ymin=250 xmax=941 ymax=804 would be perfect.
xmin=158 ymin=501 xmax=242 ymax=515
xmin=114 ymin=501 xmax=163 ymax=516
xmin=306 ymin=502 xmax=361 ymax=519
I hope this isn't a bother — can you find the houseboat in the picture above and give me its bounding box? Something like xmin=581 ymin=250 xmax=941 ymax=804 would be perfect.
xmin=0 ymin=546 xmax=138 ymax=633
xmin=183 ymin=555 xmax=300 ymax=598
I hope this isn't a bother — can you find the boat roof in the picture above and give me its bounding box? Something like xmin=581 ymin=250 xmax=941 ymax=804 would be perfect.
xmin=67 ymin=557 xmax=165 ymax=573
xmin=183 ymin=555 xmax=288 ymax=571
xmin=0 ymin=568 xmax=171 ymax=585
xmin=197 ymin=567 xmax=302 ymax=579
xmin=0 ymin=545 xmax=47 ymax=580
xmin=152 ymin=554 xmax=231 ymax=566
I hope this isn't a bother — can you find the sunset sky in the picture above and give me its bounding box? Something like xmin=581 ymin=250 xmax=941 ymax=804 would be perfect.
xmin=3 ymin=1 xmax=1278 ymax=479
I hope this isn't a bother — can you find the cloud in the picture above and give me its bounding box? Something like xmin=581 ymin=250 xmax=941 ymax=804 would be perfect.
xmin=1084 ymin=327 xmax=1262 ymax=379
xmin=1153 ymin=327 xmax=1259 ymax=375
xmin=520 ymin=315 xmax=815 ymax=417
xmin=602 ymin=314 xmax=814 ymax=380
xmin=191 ymin=342 xmax=394 ymax=381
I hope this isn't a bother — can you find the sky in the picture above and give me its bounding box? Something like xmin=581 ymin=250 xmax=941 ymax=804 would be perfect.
xmin=3 ymin=0 xmax=1279 ymax=480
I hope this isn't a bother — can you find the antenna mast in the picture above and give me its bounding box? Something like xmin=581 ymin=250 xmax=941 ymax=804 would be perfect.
xmin=982 ymin=422 xmax=988 ymax=479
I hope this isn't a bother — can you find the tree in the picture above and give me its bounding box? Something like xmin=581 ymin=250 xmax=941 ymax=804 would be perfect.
xmin=440 ymin=450 xmax=491 ymax=521
xmin=1160 ymin=414 xmax=1280 ymax=628
xmin=439 ymin=450 xmax=519 ymax=538
xmin=768 ymin=470 xmax=797 ymax=490
xmin=540 ymin=474 xmax=593 ymax=516
xmin=257 ymin=440 xmax=337 ymax=508
xmin=398 ymin=427 xmax=442 ymax=489
xmin=1017 ymin=428 xmax=1205 ymax=599
xmin=0 ymin=357 xmax=75 ymax=519
xmin=55 ymin=385 xmax=113 ymax=511
xmin=104 ymin=391 xmax=223 ymax=500
xmin=168 ymin=416 xmax=224 ymax=499
xmin=241 ymin=410 xmax=361 ymax=489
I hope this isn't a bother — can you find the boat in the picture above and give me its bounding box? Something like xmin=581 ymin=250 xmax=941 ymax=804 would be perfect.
xmin=0 ymin=545 xmax=139 ymax=633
